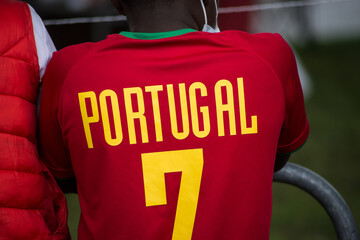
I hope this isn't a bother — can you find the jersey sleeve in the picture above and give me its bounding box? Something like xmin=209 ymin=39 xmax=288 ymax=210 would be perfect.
xmin=275 ymin=34 xmax=310 ymax=154
xmin=39 ymin=44 xmax=92 ymax=179
xmin=39 ymin=52 xmax=74 ymax=179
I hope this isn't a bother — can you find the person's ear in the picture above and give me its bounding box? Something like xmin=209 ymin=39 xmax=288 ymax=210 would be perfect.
xmin=111 ymin=0 xmax=126 ymax=15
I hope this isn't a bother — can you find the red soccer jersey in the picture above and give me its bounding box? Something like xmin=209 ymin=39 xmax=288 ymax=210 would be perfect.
xmin=40 ymin=29 xmax=309 ymax=240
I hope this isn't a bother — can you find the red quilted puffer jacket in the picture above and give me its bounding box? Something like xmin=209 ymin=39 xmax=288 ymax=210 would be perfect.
xmin=0 ymin=2 xmax=70 ymax=239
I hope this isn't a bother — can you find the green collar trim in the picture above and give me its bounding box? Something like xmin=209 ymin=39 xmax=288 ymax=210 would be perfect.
xmin=119 ymin=29 xmax=197 ymax=40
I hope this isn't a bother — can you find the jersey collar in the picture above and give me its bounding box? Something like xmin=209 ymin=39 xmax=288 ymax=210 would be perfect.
xmin=119 ymin=29 xmax=197 ymax=40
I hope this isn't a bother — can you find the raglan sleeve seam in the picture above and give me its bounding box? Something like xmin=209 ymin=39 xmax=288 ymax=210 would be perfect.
xmin=273 ymin=33 xmax=310 ymax=154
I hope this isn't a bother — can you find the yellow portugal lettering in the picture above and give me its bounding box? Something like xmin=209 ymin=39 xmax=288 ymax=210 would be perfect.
xmin=189 ymin=82 xmax=210 ymax=138
xmin=214 ymin=80 xmax=236 ymax=136
xmin=142 ymin=149 xmax=204 ymax=240
xmin=99 ymin=90 xmax=123 ymax=146
xmin=78 ymin=91 xmax=99 ymax=149
xmin=167 ymin=84 xmax=190 ymax=140
xmin=124 ymin=87 xmax=149 ymax=144
xmin=145 ymin=85 xmax=164 ymax=142
xmin=238 ymin=78 xmax=258 ymax=134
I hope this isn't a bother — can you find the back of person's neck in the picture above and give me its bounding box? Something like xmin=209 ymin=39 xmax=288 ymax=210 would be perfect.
xmin=126 ymin=11 xmax=200 ymax=33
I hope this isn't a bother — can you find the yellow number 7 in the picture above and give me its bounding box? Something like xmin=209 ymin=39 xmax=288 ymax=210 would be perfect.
xmin=141 ymin=149 xmax=204 ymax=240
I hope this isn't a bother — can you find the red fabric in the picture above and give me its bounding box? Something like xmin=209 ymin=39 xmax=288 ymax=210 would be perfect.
xmin=40 ymin=30 xmax=309 ymax=240
xmin=0 ymin=1 xmax=69 ymax=239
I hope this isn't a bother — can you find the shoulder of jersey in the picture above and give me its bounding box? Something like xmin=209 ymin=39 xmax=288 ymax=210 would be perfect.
xmin=218 ymin=30 xmax=286 ymax=51
xmin=47 ymin=42 xmax=96 ymax=75
xmin=220 ymin=31 xmax=293 ymax=67
xmin=54 ymin=42 xmax=95 ymax=60
xmin=52 ymin=34 xmax=120 ymax=61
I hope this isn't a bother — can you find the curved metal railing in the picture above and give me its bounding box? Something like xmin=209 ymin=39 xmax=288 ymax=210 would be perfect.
xmin=273 ymin=163 xmax=359 ymax=240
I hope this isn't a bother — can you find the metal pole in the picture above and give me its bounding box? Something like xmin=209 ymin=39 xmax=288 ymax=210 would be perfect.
xmin=274 ymin=163 xmax=359 ymax=240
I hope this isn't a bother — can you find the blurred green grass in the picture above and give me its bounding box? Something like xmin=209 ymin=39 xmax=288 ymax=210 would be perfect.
xmin=66 ymin=39 xmax=360 ymax=240
xmin=271 ymin=38 xmax=360 ymax=240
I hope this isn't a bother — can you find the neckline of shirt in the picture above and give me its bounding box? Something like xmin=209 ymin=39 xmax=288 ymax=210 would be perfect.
xmin=119 ymin=29 xmax=197 ymax=40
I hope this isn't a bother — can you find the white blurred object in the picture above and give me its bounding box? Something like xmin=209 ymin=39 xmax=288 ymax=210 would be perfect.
xmin=251 ymin=0 xmax=360 ymax=42
xmin=28 ymin=4 xmax=56 ymax=80
xmin=294 ymin=51 xmax=313 ymax=99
